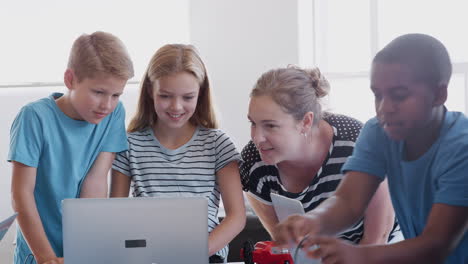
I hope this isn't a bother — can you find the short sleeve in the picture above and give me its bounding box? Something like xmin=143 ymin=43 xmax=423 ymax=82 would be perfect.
xmin=239 ymin=140 xmax=277 ymax=204
xmin=342 ymin=118 xmax=387 ymax=180
xmin=434 ymin=141 xmax=468 ymax=207
xmin=101 ymin=102 xmax=128 ymax=153
xmin=8 ymin=105 xmax=43 ymax=167
xmin=112 ymin=149 xmax=131 ymax=177
xmin=239 ymin=140 xmax=259 ymax=191
xmin=214 ymin=130 xmax=240 ymax=172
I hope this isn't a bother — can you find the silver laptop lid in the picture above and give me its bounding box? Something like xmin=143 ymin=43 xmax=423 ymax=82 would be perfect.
xmin=63 ymin=197 xmax=208 ymax=264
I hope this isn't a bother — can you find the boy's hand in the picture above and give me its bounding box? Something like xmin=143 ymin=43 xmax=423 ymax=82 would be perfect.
xmin=273 ymin=214 xmax=321 ymax=246
xmin=40 ymin=257 xmax=64 ymax=264
xmin=304 ymin=236 xmax=366 ymax=264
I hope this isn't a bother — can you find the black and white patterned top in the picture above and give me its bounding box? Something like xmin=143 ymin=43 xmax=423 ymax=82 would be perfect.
xmin=240 ymin=113 xmax=397 ymax=243
xmin=112 ymin=126 xmax=240 ymax=259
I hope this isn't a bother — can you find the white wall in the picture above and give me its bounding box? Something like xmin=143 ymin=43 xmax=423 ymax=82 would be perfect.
xmin=0 ymin=1 xmax=305 ymax=260
xmin=190 ymin=0 xmax=301 ymax=148
xmin=0 ymin=1 xmax=191 ymax=260
xmin=0 ymin=0 xmax=305 ymax=218
xmin=0 ymin=0 xmax=191 ymax=84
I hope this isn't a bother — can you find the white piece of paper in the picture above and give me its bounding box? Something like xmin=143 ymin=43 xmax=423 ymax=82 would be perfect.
xmin=270 ymin=193 xmax=305 ymax=221
xmin=270 ymin=193 xmax=320 ymax=264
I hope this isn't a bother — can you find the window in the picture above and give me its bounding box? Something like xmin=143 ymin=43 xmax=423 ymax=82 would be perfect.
xmin=306 ymin=0 xmax=468 ymax=123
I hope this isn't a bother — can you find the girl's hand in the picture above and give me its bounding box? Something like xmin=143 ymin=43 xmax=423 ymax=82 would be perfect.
xmin=304 ymin=236 xmax=366 ymax=264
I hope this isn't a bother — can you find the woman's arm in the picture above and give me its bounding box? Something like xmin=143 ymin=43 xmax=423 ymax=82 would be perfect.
xmin=110 ymin=169 xmax=131 ymax=197
xmin=80 ymin=152 xmax=116 ymax=198
xmin=245 ymin=193 xmax=279 ymax=240
xmin=11 ymin=162 xmax=63 ymax=264
xmin=359 ymin=178 xmax=395 ymax=245
xmin=208 ymin=161 xmax=246 ymax=256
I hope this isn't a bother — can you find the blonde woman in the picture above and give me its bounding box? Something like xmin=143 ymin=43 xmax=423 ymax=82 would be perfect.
xmin=240 ymin=66 xmax=400 ymax=245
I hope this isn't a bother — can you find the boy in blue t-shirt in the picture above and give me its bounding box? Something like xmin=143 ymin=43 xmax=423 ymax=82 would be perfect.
xmin=8 ymin=31 xmax=134 ymax=264
xmin=274 ymin=34 xmax=468 ymax=264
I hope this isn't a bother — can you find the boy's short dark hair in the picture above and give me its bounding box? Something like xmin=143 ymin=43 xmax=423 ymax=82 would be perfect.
xmin=67 ymin=31 xmax=134 ymax=82
xmin=373 ymin=33 xmax=452 ymax=87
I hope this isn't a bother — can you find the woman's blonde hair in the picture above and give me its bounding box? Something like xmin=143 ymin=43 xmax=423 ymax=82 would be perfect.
xmin=67 ymin=31 xmax=134 ymax=81
xmin=251 ymin=66 xmax=330 ymax=125
xmin=127 ymin=44 xmax=218 ymax=132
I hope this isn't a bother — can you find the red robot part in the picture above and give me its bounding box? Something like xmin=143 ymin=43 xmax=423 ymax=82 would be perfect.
xmin=241 ymin=240 xmax=294 ymax=264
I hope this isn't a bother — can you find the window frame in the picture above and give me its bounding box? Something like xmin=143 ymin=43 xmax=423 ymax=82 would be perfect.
xmin=307 ymin=0 xmax=468 ymax=116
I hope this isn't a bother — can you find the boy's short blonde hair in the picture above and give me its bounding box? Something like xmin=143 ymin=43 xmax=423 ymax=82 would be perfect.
xmin=67 ymin=31 xmax=134 ymax=82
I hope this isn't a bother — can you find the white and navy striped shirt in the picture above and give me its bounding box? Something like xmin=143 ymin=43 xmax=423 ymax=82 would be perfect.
xmin=112 ymin=126 xmax=240 ymax=259
xmin=240 ymin=113 xmax=399 ymax=243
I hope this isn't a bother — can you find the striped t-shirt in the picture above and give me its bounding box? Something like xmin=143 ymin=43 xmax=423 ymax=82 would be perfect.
xmin=240 ymin=113 xmax=386 ymax=243
xmin=112 ymin=126 xmax=240 ymax=259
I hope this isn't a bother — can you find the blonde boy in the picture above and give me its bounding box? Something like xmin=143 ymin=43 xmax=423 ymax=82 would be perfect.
xmin=9 ymin=31 xmax=134 ymax=264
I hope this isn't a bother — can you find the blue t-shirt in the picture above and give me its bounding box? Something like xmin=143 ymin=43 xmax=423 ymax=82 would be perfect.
xmin=343 ymin=111 xmax=468 ymax=264
xmin=8 ymin=93 xmax=128 ymax=263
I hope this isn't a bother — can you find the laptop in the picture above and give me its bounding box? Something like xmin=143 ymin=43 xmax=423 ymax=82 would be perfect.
xmin=62 ymin=197 xmax=209 ymax=264
xmin=0 ymin=212 xmax=18 ymax=242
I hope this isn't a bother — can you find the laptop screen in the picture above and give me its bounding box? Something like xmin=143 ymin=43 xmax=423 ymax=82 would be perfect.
xmin=62 ymin=197 xmax=209 ymax=264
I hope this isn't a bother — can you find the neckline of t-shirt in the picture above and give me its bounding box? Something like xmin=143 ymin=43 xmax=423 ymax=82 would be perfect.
xmin=148 ymin=126 xmax=200 ymax=154
xmin=48 ymin=92 xmax=93 ymax=126
xmin=400 ymin=109 xmax=452 ymax=164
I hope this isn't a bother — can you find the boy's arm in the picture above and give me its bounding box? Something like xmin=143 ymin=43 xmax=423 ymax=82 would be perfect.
xmin=80 ymin=152 xmax=115 ymax=198
xmin=11 ymin=161 xmax=63 ymax=264
xmin=208 ymin=161 xmax=246 ymax=256
xmin=360 ymin=178 xmax=395 ymax=244
xmin=110 ymin=169 xmax=131 ymax=197
xmin=306 ymin=203 xmax=468 ymax=264
xmin=364 ymin=203 xmax=468 ymax=263
xmin=274 ymin=171 xmax=380 ymax=245
xmin=245 ymin=193 xmax=278 ymax=240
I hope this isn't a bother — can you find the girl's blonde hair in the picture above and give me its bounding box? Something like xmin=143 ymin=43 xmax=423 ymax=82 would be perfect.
xmin=251 ymin=66 xmax=330 ymax=125
xmin=67 ymin=31 xmax=134 ymax=81
xmin=128 ymin=44 xmax=218 ymax=132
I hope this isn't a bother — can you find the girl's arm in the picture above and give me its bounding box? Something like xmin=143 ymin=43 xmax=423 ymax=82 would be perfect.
xmin=80 ymin=152 xmax=116 ymax=198
xmin=208 ymin=161 xmax=246 ymax=256
xmin=245 ymin=193 xmax=278 ymax=240
xmin=11 ymin=161 xmax=64 ymax=264
xmin=359 ymin=178 xmax=395 ymax=245
xmin=110 ymin=169 xmax=131 ymax=197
